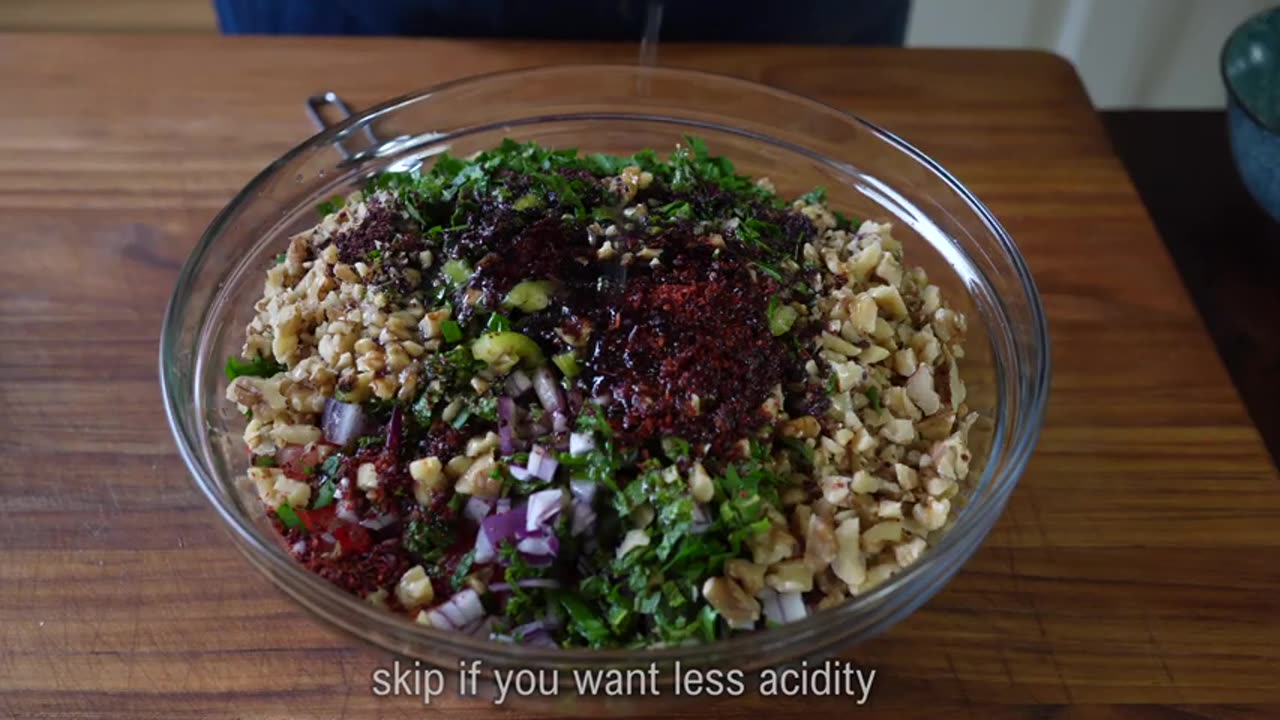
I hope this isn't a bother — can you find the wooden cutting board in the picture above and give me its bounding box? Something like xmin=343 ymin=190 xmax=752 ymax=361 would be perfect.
xmin=1 ymin=34 xmax=1276 ymax=719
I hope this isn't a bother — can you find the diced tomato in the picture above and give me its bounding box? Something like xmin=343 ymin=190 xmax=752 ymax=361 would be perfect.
xmin=295 ymin=505 xmax=336 ymax=534
xmin=278 ymin=443 xmax=336 ymax=480
xmin=333 ymin=524 xmax=372 ymax=554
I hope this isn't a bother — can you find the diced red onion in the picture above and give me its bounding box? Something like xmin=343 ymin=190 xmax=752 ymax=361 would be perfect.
xmin=551 ymin=411 xmax=569 ymax=433
xmin=481 ymin=504 xmax=528 ymax=542
xmin=570 ymin=479 xmax=596 ymax=503
xmin=569 ymin=480 xmax=598 ymax=535
xmin=778 ymin=591 xmax=808 ymax=623
xmin=469 ymin=616 xmax=496 ymax=637
xmin=528 ymin=445 xmax=558 ymax=482
xmin=505 ymin=369 xmax=533 ymax=397
xmin=463 ymin=496 xmax=492 ymax=526
xmin=321 ymin=398 xmax=366 ymax=446
xmin=759 ymin=588 xmax=807 ymax=625
xmin=508 ymin=465 xmax=531 ymax=482
xmin=535 ymin=459 xmax=558 ymax=482
xmin=475 ymin=504 xmax=527 ymax=564
xmin=486 ymin=578 xmax=563 ymax=593
xmin=532 ymin=366 xmax=566 ymax=414
xmin=516 ymin=533 xmax=558 ymax=557
xmin=385 ymin=405 xmax=403 ymax=454
xmin=474 ymin=527 xmax=495 ymax=564
xmin=526 ymin=446 xmax=543 ymax=476
xmin=525 ymin=488 xmax=564 ymax=532
xmin=571 ymin=503 xmax=597 ymax=537
xmin=569 ymin=432 xmax=595 ymax=456
xmin=519 ymin=629 xmax=559 ymax=648
xmin=759 ymin=588 xmax=784 ymax=625
xmin=359 ymin=511 xmax=398 ymax=531
xmin=425 ymin=588 xmax=485 ymax=631
xmin=335 ymin=485 xmax=359 ymax=524
xmin=497 ymin=397 xmax=518 ymax=455
xmin=512 ymin=619 xmax=547 ymax=637
xmin=690 ymin=503 xmax=712 ymax=535
xmin=492 ymin=620 xmax=557 ymax=646
xmin=496 ymin=498 xmax=512 ymax=514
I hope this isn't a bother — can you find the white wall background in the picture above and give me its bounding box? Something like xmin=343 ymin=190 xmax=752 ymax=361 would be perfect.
xmin=906 ymin=0 xmax=1272 ymax=109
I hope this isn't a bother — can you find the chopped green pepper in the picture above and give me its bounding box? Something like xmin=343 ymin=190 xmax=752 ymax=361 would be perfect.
xmin=768 ymin=304 xmax=798 ymax=336
xmin=276 ymin=503 xmax=304 ymax=531
xmin=441 ymin=259 xmax=472 ymax=286
xmin=312 ymin=480 xmax=336 ymax=509
xmin=552 ymin=351 xmax=580 ymax=378
xmin=471 ymin=331 xmax=546 ymax=373
xmin=502 ymin=280 xmax=554 ymax=312
xmin=224 ymin=354 xmax=285 ymax=381
xmin=513 ymin=193 xmax=543 ymax=211
xmin=440 ymin=319 xmax=463 ymax=343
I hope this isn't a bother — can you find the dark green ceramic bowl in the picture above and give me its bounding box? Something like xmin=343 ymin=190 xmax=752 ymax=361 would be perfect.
xmin=1223 ymin=5 xmax=1280 ymax=222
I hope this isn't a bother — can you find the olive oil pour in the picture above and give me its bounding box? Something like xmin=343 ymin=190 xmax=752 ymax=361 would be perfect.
xmin=639 ymin=0 xmax=664 ymax=67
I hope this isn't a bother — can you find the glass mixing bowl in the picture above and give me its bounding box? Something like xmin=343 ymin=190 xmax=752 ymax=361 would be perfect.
xmin=160 ymin=65 xmax=1050 ymax=678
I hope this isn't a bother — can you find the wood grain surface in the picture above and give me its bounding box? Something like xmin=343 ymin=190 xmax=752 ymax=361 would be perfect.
xmin=0 ymin=34 xmax=1277 ymax=719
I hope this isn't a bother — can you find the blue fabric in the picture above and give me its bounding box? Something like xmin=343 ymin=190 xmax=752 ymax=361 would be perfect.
xmin=1229 ymin=97 xmax=1280 ymax=223
xmin=214 ymin=0 xmax=910 ymax=45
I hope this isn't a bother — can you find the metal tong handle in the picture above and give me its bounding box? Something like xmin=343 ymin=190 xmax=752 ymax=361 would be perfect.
xmin=305 ymin=92 xmax=381 ymax=160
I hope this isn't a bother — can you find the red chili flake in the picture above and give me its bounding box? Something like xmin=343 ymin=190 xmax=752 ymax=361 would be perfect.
xmin=590 ymin=254 xmax=787 ymax=455
xmin=297 ymin=536 xmax=409 ymax=598
xmin=419 ymin=422 xmax=466 ymax=465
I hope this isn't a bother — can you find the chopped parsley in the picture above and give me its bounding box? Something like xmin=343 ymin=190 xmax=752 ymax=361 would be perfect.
xmin=753 ymin=260 xmax=784 ymax=282
xmin=317 ymin=195 xmax=345 ymax=216
xmin=404 ymin=515 xmax=456 ymax=563
xmin=833 ymin=209 xmax=859 ymax=231
xmin=553 ymin=413 xmax=795 ymax=646
xmin=797 ymin=186 xmax=827 ymax=205
xmin=355 ymin=434 xmax=384 ymax=450
xmin=450 ymin=549 xmax=476 ymax=591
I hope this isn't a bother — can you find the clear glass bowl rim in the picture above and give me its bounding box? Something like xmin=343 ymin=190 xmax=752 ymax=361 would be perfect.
xmin=160 ymin=64 xmax=1051 ymax=668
